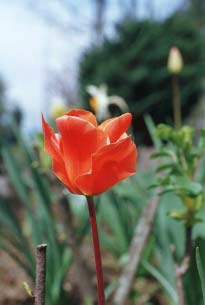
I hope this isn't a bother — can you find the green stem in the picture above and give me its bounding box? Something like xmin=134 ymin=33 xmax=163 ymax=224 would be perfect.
xmin=86 ymin=196 xmax=105 ymax=305
xmin=174 ymin=225 xmax=192 ymax=305
xmin=185 ymin=225 xmax=192 ymax=259
xmin=172 ymin=75 xmax=182 ymax=129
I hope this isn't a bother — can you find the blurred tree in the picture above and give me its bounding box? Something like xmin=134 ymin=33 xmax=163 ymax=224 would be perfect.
xmin=93 ymin=0 xmax=107 ymax=44
xmin=0 ymin=76 xmax=23 ymax=149
xmin=118 ymin=0 xmax=138 ymax=19
xmin=182 ymin=0 xmax=205 ymax=130
xmin=0 ymin=77 xmax=7 ymax=145
xmin=79 ymin=14 xmax=205 ymax=144
xmin=0 ymin=77 xmax=5 ymax=114
xmin=26 ymin=0 xmax=108 ymax=43
xmin=185 ymin=0 xmax=205 ymax=27
xmin=25 ymin=0 xmax=151 ymax=43
xmin=0 ymin=77 xmax=8 ymax=172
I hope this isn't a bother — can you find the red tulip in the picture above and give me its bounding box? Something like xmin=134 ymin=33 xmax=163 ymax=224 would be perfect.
xmin=42 ymin=109 xmax=137 ymax=195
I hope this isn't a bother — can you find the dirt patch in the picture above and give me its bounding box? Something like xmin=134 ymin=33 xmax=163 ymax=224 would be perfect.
xmin=0 ymin=251 xmax=32 ymax=305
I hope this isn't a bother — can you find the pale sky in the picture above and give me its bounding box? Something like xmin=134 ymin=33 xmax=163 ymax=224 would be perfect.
xmin=0 ymin=0 xmax=183 ymax=132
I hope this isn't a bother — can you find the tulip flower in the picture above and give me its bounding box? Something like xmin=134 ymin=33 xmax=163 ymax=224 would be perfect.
xmin=42 ymin=109 xmax=137 ymax=196
xmin=41 ymin=109 xmax=137 ymax=305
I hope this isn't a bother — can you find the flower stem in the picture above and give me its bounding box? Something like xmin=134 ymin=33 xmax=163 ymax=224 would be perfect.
xmin=86 ymin=196 xmax=105 ymax=305
xmin=173 ymin=225 xmax=192 ymax=305
xmin=172 ymin=75 xmax=182 ymax=129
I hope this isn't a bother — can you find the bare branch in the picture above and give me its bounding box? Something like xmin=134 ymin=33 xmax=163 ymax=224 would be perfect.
xmin=35 ymin=244 xmax=47 ymax=305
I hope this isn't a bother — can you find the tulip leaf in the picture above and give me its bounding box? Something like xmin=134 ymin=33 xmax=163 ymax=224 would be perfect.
xmin=142 ymin=260 xmax=178 ymax=304
xmin=196 ymin=247 xmax=205 ymax=305
xmin=1 ymin=127 xmax=73 ymax=305
xmin=151 ymin=150 xmax=176 ymax=159
xmin=175 ymin=178 xmax=203 ymax=198
xmin=144 ymin=114 xmax=161 ymax=148
xmin=156 ymin=163 xmax=175 ymax=173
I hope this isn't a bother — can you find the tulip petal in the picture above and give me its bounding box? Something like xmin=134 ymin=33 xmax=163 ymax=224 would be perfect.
xmin=99 ymin=113 xmax=132 ymax=143
xmin=41 ymin=114 xmax=78 ymax=193
xmin=76 ymin=136 xmax=137 ymax=195
xmin=65 ymin=109 xmax=97 ymax=127
xmin=52 ymin=159 xmax=80 ymax=194
xmin=41 ymin=114 xmax=62 ymax=162
xmin=56 ymin=115 xmax=107 ymax=188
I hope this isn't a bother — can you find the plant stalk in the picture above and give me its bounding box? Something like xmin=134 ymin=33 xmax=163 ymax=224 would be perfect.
xmin=172 ymin=75 xmax=182 ymax=129
xmin=173 ymin=225 xmax=192 ymax=305
xmin=86 ymin=196 xmax=105 ymax=305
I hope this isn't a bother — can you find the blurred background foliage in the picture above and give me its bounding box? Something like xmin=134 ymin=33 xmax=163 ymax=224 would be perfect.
xmin=79 ymin=12 xmax=205 ymax=144
xmin=0 ymin=77 xmax=22 ymax=152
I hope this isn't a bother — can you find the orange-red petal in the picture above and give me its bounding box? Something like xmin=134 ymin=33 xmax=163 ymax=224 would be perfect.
xmin=52 ymin=159 xmax=80 ymax=194
xmin=65 ymin=109 xmax=97 ymax=127
xmin=56 ymin=115 xmax=107 ymax=189
xmin=76 ymin=136 xmax=137 ymax=195
xmin=99 ymin=113 xmax=132 ymax=143
xmin=42 ymin=114 xmax=79 ymax=193
xmin=41 ymin=114 xmax=62 ymax=162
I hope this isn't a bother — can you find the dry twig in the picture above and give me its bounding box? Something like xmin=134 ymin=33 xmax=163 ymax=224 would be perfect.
xmin=35 ymin=244 xmax=47 ymax=305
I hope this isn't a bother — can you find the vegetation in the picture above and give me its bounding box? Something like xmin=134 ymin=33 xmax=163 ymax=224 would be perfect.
xmin=79 ymin=14 xmax=205 ymax=143
xmin=0 ymin=76 xmax=22 ymax=150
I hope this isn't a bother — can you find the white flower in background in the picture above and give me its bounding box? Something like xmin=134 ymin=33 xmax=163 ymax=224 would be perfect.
xmin=167 ymin=47 xmax=184 ymax=75
xmin=87 ymin=84 xmax=110 ymax=121
xmin=50 ymin=96 xmax=68 ymax=119
xmin=87 ymin=84 xmax=129 ymax=121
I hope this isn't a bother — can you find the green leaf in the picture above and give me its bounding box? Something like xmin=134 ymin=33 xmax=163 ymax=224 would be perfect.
xmin=151 ymin=150 xmax=176 ymax=159
xmin=196 ymin=247 xmax=205 ymax=305
xmin=99 ymin=193 xmax=128 ymax=256
xmin=167 ymin=210 xmax=188 ymax=220
xmin=1 ymin=145 xmax=42 ymax=244
xmin=1 ymin=126 xmax=73 ymax=305
xmin=144 ymin=114 xmax=161 ymax=148
xmin=142 ymin=260 xmax=178 ymax=304
xmin=156 ymin=163 xmax=174 ymax=173
xmin=1 ymin=146 xmax=30 ymax=207
xmin=155 ymin=124 xmax=173 ymax=141
xmin=175 ymin=178 xmax=203 ymax=198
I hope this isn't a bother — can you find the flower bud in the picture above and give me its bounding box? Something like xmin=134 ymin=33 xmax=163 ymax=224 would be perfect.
xmin=167 ymin=47 xmax=183 ymax=75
